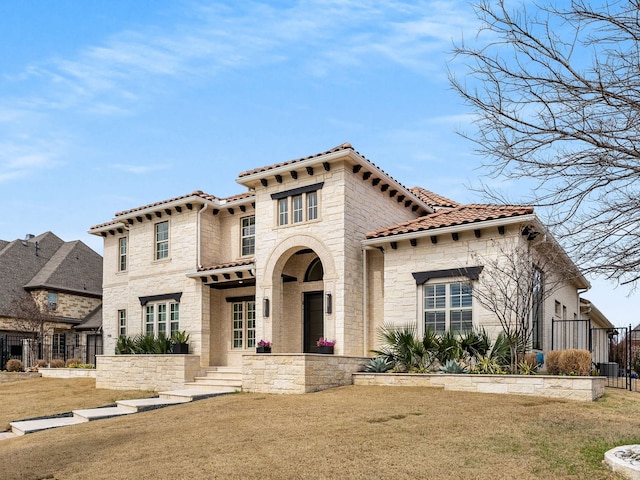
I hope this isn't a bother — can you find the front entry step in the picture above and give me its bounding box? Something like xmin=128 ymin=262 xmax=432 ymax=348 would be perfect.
xmin=184 ymin=366 xmax=242 ymax=392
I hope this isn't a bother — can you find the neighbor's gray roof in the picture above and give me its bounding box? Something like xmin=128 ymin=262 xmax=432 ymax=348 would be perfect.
xmin=0 ymin=232 xmax=103 ymax=318
xmin=75 ymin=305 xmax=102 ymax=331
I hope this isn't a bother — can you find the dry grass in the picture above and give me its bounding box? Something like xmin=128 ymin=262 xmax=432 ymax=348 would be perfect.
xmin=0 ymin=377 xmax=155 ymax=431
xmin=1 ymin=379 xmax=640 ymax=479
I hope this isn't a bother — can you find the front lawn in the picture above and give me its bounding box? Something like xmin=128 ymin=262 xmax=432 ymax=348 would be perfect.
xmin=1 ymin=379 xmax=639 ymax=479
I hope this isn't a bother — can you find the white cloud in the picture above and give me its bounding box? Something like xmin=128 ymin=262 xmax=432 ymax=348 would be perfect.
xmin=110 ymin=163 xmax=169 ymax=174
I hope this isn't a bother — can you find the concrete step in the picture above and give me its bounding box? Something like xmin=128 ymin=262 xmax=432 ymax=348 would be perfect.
xmin=72 ymin=406 xmax=133 ymax=421
xmin=10 ymin=416 xmax=88 ymax=436
xmin=192 ymin=377 xmax=242 ymax=387
xmin=159 ymin=388 xmax=236 ymax=401
xmin=0 ymin=431 xmax=17 ymax=440
xmin=116 ymin=397 xmax=190 ymax=413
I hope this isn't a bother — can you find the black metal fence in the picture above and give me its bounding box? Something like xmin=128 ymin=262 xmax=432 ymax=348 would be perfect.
xmin=1 ymin=333 xmax=102 ymax=370
xmin=552 ymin=319 xmax=638 ymax=392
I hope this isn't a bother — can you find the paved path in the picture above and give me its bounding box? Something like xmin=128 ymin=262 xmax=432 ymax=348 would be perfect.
xmin=1 ymin=388 xmax=235 ymax=440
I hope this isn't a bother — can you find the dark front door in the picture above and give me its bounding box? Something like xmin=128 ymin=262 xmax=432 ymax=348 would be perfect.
xmin=303 ymin=291 xmax=324 ymax=353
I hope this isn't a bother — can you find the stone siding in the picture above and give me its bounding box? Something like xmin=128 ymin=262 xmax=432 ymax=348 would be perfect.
xmin=40 ymin=368 xmax=97 ymax=379
xmin=243 ymin=354 xmax=369 ymax=394
xmin=96 ymin=355 xmax=202 ymax=391
xmin=353 ymin=373 xmax=606 ymax=401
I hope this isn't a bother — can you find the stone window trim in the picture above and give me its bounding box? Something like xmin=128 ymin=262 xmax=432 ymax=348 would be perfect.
xmin=412 ymin=266 xmax=484 ymax=285
xmin=118 ymin=309 xmax=127 ymax=336
xmin=139 ymin=292 xmax=182 ymax=306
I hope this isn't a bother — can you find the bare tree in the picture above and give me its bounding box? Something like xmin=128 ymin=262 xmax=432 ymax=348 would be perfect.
xmin=450 ymin=0 xmax=640 ymax=286
xmin=471 ymin=235 xmax=572 ymax=372
xmin=7 ymin=296 xmax=56 ymax=362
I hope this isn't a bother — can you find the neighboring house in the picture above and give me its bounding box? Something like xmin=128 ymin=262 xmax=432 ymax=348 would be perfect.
xmin=90 ymin=143 xmax=610 ymax=378
xmin=0 ymin=232 xmax=103 ymax=367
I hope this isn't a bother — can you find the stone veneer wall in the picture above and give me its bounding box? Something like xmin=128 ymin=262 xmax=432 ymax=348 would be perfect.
xmin=96 ymin=355 xmax=202 ymax=391
xmin=243 ymin=354 xmax=370 ymax=394
xmin=40 ymin=368 xmax=97 ymax=379
xmin=353 ymin=373 xmax=606 ymax=401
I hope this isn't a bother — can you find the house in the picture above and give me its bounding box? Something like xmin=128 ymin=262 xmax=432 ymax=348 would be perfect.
xmin=0 ymin=232 xmax=103 ymax=368
xmin=89 ymin=143 xmax=609 ymax=392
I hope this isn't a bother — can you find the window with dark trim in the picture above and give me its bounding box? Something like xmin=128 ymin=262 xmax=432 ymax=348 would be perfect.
xmin=272 ymin=183 xmax=323 ymax=226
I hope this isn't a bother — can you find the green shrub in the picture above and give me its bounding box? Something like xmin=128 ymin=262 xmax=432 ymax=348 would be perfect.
xmin=116 ymin=333 xmax=174 ymax=355
xmin=115 ymin=335 xmax=135 ymax=354
xmin=50 ymin=359 xmax=65 ymax=368
xmin=6 ymin=359 xmax=23 ymax=372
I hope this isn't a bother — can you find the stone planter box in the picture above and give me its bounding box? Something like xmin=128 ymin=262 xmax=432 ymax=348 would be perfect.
xmin=96 ymin=354 xmax=202 ymax=391
xmin=243 ymin=354 xmax=369 ymax=394
xmin=40 ymin=368 xmax=97 ymax=379
xmin=352 ymin=373 xmax=607 ymax=402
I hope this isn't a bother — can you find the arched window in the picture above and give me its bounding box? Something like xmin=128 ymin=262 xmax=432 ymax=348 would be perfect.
xmin=304 ymin=257 xmax=324 ymax=282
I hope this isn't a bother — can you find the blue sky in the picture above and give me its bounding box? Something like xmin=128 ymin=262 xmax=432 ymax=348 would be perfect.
xmin=0 ymin=0 xmax=636 ymax=326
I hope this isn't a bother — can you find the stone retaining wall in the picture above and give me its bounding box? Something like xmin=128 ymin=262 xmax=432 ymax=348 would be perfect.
xmin=243 ymin=354 xmax=370 ymax=394
xmin=96 ymin=355 xmax=202 ymax=391
xmin=353 ymin=373 xmax=606 ymax=401
xmin=40 ymin=368 xmax=97 ymax=379
xmin=0 ymin=372 xmax=41 ymax=383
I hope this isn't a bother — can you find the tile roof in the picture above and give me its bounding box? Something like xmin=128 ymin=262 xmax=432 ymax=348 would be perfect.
xmin=197 ymin=258 xmax=255 ymax=272
xmin=115 ymin=190 xmax=219 ymax=217
xmin=366 ymin=204 xmax=534 ymax=239
xmin=238 ymin=143 xmax=355 ymax=178
xmin=409 ymin=187 xmax=460 ymax=209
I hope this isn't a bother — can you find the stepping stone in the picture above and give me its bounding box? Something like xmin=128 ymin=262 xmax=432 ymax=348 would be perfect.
xmin=159 ymin=388 xmax=235 ymax=401
xmin=10 ymin=416 xmax=87 ymax=436
xmin=73 ymin=406 xmax=133 ymax=421
xmin=116 ymin=397 xmax=191 ymax=413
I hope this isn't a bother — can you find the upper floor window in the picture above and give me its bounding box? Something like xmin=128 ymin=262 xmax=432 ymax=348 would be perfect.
xmin=118 ymin=237 xmax=127 ymax=271
xmin=47 ymin=292 xmax=58 ymax=311
xmin=241 ymin=216 xmax=256 ymax=256
xmin=423 ymin=282 xmax=473 ymax=334
xmin=272 ymin=182 xmax=323 ymax=227
xmin=155 ymin=221 xmax=169 ymax=260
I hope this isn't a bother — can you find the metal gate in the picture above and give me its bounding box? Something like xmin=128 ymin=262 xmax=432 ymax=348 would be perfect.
xmin=552 ymin=320 xmax=637 ymax=391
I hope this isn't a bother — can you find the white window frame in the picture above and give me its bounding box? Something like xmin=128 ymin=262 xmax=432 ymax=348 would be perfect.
xmin=240 ymin=216 xmax=256 ymax=257
xmin=118 ymin=309 xmax=127 ymax=336
xmin=145 ymin=301 xmax=179 ymax=337
xmin=118 ymin=237 xmax=127 ymax=271
xmin=155 ymin=221 xmax=169 ymax=260
xmin=422 ymin=281 xmax=473 ymax=334
xmin=277 ymin=192 xmax=321 ymax=226
xmin=232 ymin=300 xmax=256 ymax=349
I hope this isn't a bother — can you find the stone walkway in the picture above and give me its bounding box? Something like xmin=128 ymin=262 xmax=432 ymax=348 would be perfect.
xmin=0 ymin=388 xmax=235 ymax=440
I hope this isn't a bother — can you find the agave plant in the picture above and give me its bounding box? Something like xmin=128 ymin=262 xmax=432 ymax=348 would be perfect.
xmin=364 ymin=356 xmax=394 ymax=373
xmin=439 ymin=359 xmax=469 ymax=374
xmin=472 ymin=354 xmax=505 ymax=374
xmin=374 ymin=324 xmax=436 ymax=373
